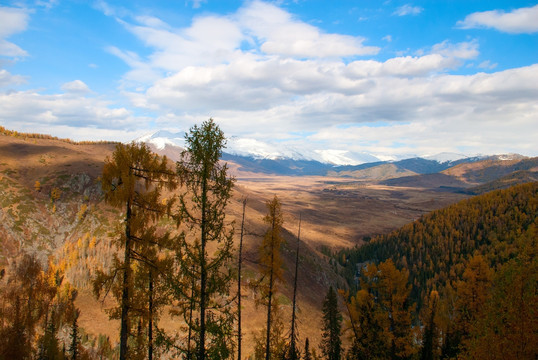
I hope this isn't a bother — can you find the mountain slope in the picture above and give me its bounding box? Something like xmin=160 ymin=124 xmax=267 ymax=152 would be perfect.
xmin=337 ymin=181 xmax=538 ymax=303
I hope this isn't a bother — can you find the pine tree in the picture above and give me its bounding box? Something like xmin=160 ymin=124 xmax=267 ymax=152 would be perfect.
xmin=420 ymin=290 xmax=440 ymax=360
xmin=174 ymin=118 xmax=236 ymax=359
xmin=69 ymin=309 xmax=80 ymax=360
xmin=320 ymin=286 xmax=342 ymax=360
xmin=95 ymin=142 xmax=178 ymax=360
xmin=304 ymin=338 xmax=312 ymax=360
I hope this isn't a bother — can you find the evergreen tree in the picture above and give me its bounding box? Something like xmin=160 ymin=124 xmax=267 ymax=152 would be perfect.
xmin=37 ymin=309 xmax=63 ymax=360
xmin=304 ymin=338 xmax=312 ymax=360
xmin=320 ymin=286 xmax=342 ymax=360
xmin=420 ymin=291 xmax=440 ymax=360
xmin=174 ymin=118 xmax=236 ymax=359
xmin=69 ymin=309 xmax=80 ymax=360
xmin=95 ymin=142 xmax=178 ymax=360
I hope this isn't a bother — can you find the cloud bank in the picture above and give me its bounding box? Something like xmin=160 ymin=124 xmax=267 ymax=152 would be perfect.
xmin=0 ymin=1 xmax=537 ymax=158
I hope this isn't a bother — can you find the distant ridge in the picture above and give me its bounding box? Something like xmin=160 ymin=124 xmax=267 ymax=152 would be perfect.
xmin=135 ymin=129 xmax=530 ymax=178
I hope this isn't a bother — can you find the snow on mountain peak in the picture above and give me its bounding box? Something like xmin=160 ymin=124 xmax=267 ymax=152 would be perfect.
xmin=424 ymin=152 xmax=468 ymax=163
xmin=136 ymin=130 xmax=185 ymax=150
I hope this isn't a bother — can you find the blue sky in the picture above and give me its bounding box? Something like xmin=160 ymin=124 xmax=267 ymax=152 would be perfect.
xmin=1 ymin=0 xmax=537 ymax=160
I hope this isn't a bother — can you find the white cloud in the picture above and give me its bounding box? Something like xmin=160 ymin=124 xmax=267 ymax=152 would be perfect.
xmin=393 ymin=4 xmax=423 ymax=16
xmin=61 ymin=80 xmax=91 ymax=94
xmin=457 ymin=5 xmax=538 ymax=34
xmin=0 ymin=89 xmax=144 ymax=132
xmin=0 ymin=6 xmax=30 ymax=57
xmin=237 ymin=1 xmax=379 ymax=57
xmin=431 ymin=40 xmax=479 ymax=60
xmin=382 ymin=35 xmax=392 ymax=42
xmin=109 ymin=0 xmax=379 ymax=83
xmin=0 ymin=69 xmax=26 ymax=87
xmin=478 ymin=60 xmax=498 ymax=70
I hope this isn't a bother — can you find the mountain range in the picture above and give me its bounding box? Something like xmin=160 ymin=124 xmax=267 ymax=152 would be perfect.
xmin=136 ymin=130 xmax=529 ymax=178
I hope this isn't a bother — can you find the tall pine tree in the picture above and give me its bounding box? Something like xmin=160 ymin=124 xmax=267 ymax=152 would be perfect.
xmin=320 ymin=286 xmax=342 ymax=360
xmin=174 ymin=118 xmax=236 ymax=359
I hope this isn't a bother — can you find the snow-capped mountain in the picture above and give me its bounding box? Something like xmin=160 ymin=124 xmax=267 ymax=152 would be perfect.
xmin=135 ymin=130 xmax=523 ymax=173
xmin=423 ymin=152 xmax=468 ymax=163
xmin=136 ymin=130 xmax=382 ymax=166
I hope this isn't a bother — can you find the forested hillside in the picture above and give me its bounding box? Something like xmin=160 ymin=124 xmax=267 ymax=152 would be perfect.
xmin=337 ymin=182 xmax=537 ymax=359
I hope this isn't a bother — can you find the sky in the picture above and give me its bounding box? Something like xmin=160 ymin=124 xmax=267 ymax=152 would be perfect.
xmin=0 ymin=0 xmax=537 ymax=160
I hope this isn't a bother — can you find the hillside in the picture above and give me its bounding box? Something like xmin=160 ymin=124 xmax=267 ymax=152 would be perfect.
xmin=333 ymin=182 xmax=537 ymax=359
xmin=379 ymin=156 xmax=538 ymax=192
xmin=0 ymin=133 xmax=341 ymax=356
xmin=337 ymin=181 xmax=538 ymax=302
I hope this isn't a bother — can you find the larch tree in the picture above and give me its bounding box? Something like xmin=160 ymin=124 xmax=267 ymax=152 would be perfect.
xmin=462 ymin=234 xmax=538 ymax=360
xmin=375 ymin=259 xmax=416 ymax=360
xmin=174 ymin=118 xmax=236 ymax=359
xmin=0 ymin=254 xmax=57 ymax=359
xmin=320 ymin=286 xmax=342 ymax=360
xmin=255 ymin=195 xmax=285 ymax=360
xmin=453 ymin=254 xmax=492 ymax=354
xmin=95 ymin=142 xmax=178 ymax=360
xmin=342 ymin=288 xmax=387 ymax=360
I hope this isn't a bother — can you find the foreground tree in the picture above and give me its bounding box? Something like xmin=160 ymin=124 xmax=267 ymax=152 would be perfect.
xmin=284 ymin=216 xmax=302 ymax=360
xmin=254 ymin=195 xmax=285 ymax=360
xmin=174 ymin=118 xmax=236 ymax=359
xmin=320 ymin=286 xmax=342 ymax=360
xmin=95 ymin=142 xmax=177 ymax=360
xmin=237 ymin=198 xmax=247 ymax=360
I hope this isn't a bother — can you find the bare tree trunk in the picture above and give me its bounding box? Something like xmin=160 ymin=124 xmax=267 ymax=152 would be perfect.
xmin=238 ymin=198 xmax=246 ymax=360
xmin=187 ymin=265 xmax=195 ymax=360
xmin=265 ymin=214 xmax=276 ymax=360
xmin=289 ymin=215 xmax=301 ymax=358
xmin=120 ymin=199 xmax=132 ymax=360
xmin=148 ymin=270 xmax=153 ymax=360
xmin=199 ymin=171 xmax=208 ymax=360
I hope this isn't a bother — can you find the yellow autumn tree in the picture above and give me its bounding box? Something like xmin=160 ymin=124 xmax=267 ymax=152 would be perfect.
xmin=94 ymin=142 xmax=177 ymax=360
